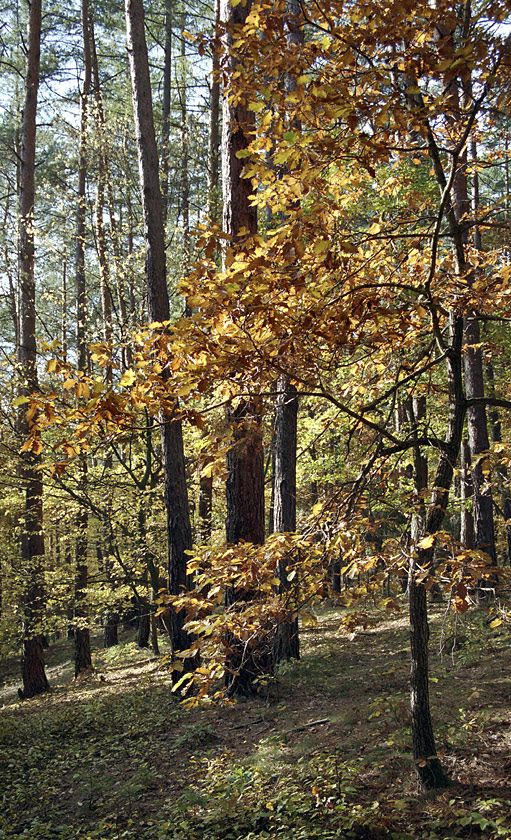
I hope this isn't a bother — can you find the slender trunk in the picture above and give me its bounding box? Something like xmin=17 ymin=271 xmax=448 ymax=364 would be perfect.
xmin=90 ymin=18 xmax=113 ymax=388
xmin=100 ymin=533 xmax=119 ymax=648
xmin=207 ymin=0 xmax=220 ymax=224
xmin=198 ymin=446 xmax=213 ymax=543
xmin=485 ymin=352 xmax=511 ymax=564
xmin=409 ymin=314 xmax=464 ymax=789
xmin=178 ymin=15 xmax=190 ymax=279
xmin=18 ymin=0 xmax=48 ymax=699
xmin=61 ymin=259 xmax=67 ymax=362
xmin=197 ymin=3 xmax=221 ymax=541
xmin=460 ymin=439 xmax=475 ymax=550
xmin=160 ymin=0 xmax=172 ymax=226
xmin=73 ymin=0 xmax=93 ymax=679
xmin=125 ymin=0 xmax=195 ymax=678
xmin=273 ymin=375 xmax=299 ymax=662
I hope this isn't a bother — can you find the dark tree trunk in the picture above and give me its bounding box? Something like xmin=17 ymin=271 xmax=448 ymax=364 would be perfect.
xmin=409 ymin=314 xmax=465 ymax=789
xmin=125 ymin=0 xmax=195 ymax=679
xmin=225 ymin=400 xmax=266 ymax=696
xmin=198 ymin=451 xmax=213 ymax=543
xmin=137 ymin=602 xmax=150 ymax=648
xmin=273 ymin=376 xmax=299 ymax=662
xmin=485 ymin=351 xmax=511 ymax=564
xmin=160 ymin=0 xmax=172 ymax=226
xmin=74 ymin=0 xmax=93 ymax=680
xmin=460 ymin=439 xmax=475 ymax=550
xmin=464 ymin=313 xmax=496 ymax=566
xmin=226 ymin=401 xmax=265 ymax=546
xmin=104 ymin=612 xmax=119 ymax=648
xmin=196 ymin=1 xmax=221 ymax=543
xmin=18 ymin=0 xmax=49 ymax=700
xmin=208 ymin=0 xmax=220 ymax=224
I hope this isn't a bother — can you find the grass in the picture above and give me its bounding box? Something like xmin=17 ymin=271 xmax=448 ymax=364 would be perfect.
xmin=1 ymin=605 xmax=511 ymax=839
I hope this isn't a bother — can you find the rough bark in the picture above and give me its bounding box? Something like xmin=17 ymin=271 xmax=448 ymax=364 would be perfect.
xmin=273 ymin=376 xmax=299 ymax=662
xmin=226 ymin=400 xmax=265 ymax=546
xmin=160 ymin=0 xmax=172 ymax=226
xmin=74 ymin=0 xmax=93 ymax=680
xmin=409 ymin=314 xmax=464 ymax=790
xmin=18 ymin=0 xmax=49 ymax=699
xmin=485 ymin=352 xmax=511 ymax=564
xmin=460 ymin=439 xmax=475 ymax=550
xmin=207 ymin=0 xmax=220 ymax=224
xmin=125 ymin=0 xmax=195 ymax=678
xmin=224 ymin=397 xmax=266 ymax=696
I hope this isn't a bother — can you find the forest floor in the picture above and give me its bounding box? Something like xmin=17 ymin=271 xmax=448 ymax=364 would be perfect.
xmin=2 ymin=604 xmax=511 ymax=840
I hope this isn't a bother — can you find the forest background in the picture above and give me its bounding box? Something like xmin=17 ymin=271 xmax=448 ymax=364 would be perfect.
xmin=2 ymin=0 xmax=511 ymax=835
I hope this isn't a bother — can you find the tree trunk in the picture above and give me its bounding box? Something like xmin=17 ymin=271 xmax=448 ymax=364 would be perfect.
xmin=178 ymin=12 xmax=190 ymax=281
xmin=160 ymin=0 xmax=172 ymax=226
xmin=464 ymin=313 xmax=496 ymax=565
xmin=74 ymin=0 xmax=93 ymax=680
xmin=273 ymin=375 xmax=299 ymax=662
xmin=485 ymin=351 xmax=511 ymax=564
xmin=460 ymin=438 xmax=475 ymax=550
xmin=125 ymin=0 xmax=195 ymax=679
xmin=196 ymin=4 xmax=221 ymax=543
xmin=207 ymin=0 xmax=220 ymax=224
xmin=409 ymin=314 xmax=464 ymax=790
xmin=226 ymin=400 xmax=265 ymax=546
xmin=18 ymin=0 xmax=49 ymax=699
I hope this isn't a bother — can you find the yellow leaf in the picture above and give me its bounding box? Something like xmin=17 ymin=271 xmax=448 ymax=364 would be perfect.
xmin=313 ymin=239 xmax=330 ymax=254
xmin=417 ymin=535 xmax=435 ymax=549
xmin=63 ymin=379 xmax=77 ymax=390
xmin=13 ymin=396 xmax=30 ymax=407
xmin=47 ymin=359 xmax=57 ymax=373
xmin=120 ymin=369 xmax=136 ymax=387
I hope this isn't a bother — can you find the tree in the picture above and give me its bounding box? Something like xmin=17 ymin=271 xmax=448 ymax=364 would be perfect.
xmin=73 ymin=0 xmax=93 ymax=678
xmin=273 ymin=376 xmax=299 ymax=661
xmin=125 ymin=0 xmax=196 ymax=678
xmin=17 ymin=0 xmax=49 ymax=699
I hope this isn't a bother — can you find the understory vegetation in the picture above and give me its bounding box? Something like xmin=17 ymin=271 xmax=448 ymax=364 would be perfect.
xmin=2 ymin=606 xmax=511 ymax=840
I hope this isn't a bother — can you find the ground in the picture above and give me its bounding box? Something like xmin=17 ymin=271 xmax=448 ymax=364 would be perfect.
xmin=1 ymin=604 xmax=511 ymax=839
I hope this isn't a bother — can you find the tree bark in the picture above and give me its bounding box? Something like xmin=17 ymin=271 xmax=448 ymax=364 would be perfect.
xmin=460 ymin=438 xmax=474 ymax=550
xmin=18 ymin=0 xmax=49 ymax=699
xmin=273 ymin=376 xmax=299 ymax=662
xmin=160 ymin=0 xmax=172 ymax=227
xmin=125 ymin=0 xmax=195 ymax=678
xmin=74 ymin=0 xmax=93 ymax=680
xmin=409 ymin=314 xmax=464 ymax=790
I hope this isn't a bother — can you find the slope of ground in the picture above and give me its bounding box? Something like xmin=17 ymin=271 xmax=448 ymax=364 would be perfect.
xmin=1 ymin=605 xmax=511 ymax=839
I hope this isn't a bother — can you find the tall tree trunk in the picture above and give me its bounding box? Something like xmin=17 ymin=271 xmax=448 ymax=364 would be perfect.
xmin=409 ymin=314 xmax=464 ymax=789
xmin=178 ymin=12 xmax=190 ymax=279
xmin=160 ymin=0 xmax=172 ymax=226
xmin=90 ymin=17 xmax=113 ymax=389
xmin=18 ymin=0 xmax=49 ymax=699
xmin=197 ymin=3 xmax=221 ymax=542
xmin=220 ymin=0 xmax=268 ymax=696
xmin=442 ymin=8 xmax=497 ymax=568
xmin=485 ymin=351 xmax=511 ymax=564
xmin=273 ymin=376 xmax=299 ymax=662
xmin=460 ymin=439 xmax=475 ymax=550
xmin=73 ymin=0 xmax=93 ymax=679
xmin=125 ymin=0 xmax=195 ymax=679
xmin=207 ymin=0 xmax=220 ymax=224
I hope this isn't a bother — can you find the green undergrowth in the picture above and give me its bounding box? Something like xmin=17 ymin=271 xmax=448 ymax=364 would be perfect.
xmin=2 ymin=607 xmax=511 ymax=839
